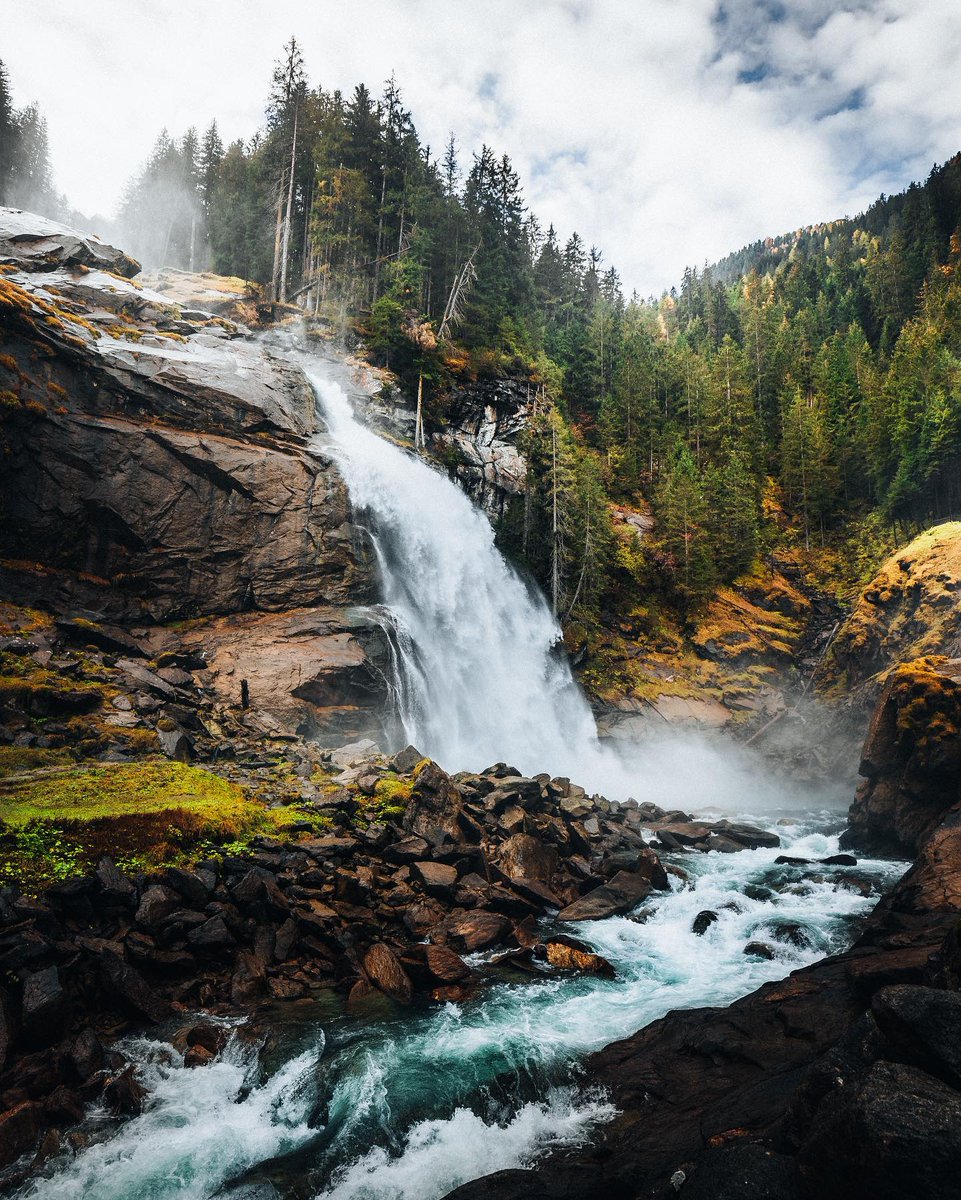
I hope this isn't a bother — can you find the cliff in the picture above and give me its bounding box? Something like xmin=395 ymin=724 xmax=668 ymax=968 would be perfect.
xmin=0 ymin=208 xmax=389 ymax=742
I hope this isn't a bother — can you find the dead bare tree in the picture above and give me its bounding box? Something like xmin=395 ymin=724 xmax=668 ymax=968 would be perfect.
xmin=438 ymin=244 xmax=479 ymax=341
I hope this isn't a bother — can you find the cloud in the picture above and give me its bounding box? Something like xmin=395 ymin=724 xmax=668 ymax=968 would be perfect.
xmin=3 ymin=0 xmax=959 ymax=294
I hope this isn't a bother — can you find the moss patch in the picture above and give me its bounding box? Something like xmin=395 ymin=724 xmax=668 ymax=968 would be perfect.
xmin=0 ymin=759 xmax=316 ymax=891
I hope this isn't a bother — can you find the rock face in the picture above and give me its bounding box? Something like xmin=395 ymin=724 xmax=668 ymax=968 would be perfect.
xmin=429 ymin=378 xmax=531 ymax=521
xmin=0 ymin=208 xmax=388 ymax=740
xmin=844 ymin=658 xmax=961 ymax=857
xmin=824 ymin=523 xmax=961 ymax=698
xmin=357 ymin=374 xmax=531 ymax=522
xmin=151 ymin=607 xmax=392 ymax=742
xmin=0 ymin=208 xmax=140 ymax=277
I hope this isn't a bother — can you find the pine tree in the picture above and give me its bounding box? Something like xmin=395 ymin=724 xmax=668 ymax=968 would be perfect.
xmin=0 ymin=59 xmax=16 ymax=204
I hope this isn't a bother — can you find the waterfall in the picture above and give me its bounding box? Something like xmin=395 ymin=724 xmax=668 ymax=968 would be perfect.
xmin=307 ymin=369 xmax=624 ymax=788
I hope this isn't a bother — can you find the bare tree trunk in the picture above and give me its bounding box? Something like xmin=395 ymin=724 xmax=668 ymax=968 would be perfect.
xmin=414 ymin=373 xmax=424 ymax=450
xmin=374 ymin=170 xmax=386 ymax=298
xmin=271 ymin=194 xmax=283 ymax=301
xmin=279 ymin=104 xmax=299 ymax=304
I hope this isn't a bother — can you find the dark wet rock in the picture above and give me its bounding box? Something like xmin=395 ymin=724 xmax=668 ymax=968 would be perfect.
xmin=692 ymin=910 xmax=719 ymax=936
xmin=100 ymin=949 xmax=171 ymax=1023
xmin=21 ymin=967 xmax=67 ymax=1042
xmin=557 ymin=870 xmax=652 ymax=922
xmin=162 ymin=866 xmax=211 ymax=909
xmin=871 ymin=985 xmax=961 ymax=1090
xmin=423 ymin=945 xmax=471 ymax=984
xmin=67 ymin=1029 xmax=103 ymax=1083
xmin=187 ymin=916 xmax=235 ymax=950
xmin=435 ymin=911 xmax=511 ymax=953
xmin=771 ymin=923 xmax=814 ymax=950
xmin=775 ymin=855 xmax=810 ymax=866
xmin=0 ymin=1100 xmax=42 ymax=1168
xmin=798 ymin=1060 xmax=961 ymax=1200
xmin=743 ymin=941 xmax=776 ymax=959
xmin=403 ymin=899 xmax=447 ymax=938
xmin=822 ymin=854 xmax=858 ymax=866
xmin=680 ymin=1143 xmax=801 ymax=1200
xmin=230 ymin=950 xmax=268 ymax=1006
xmin=135 ymin=885 xmax=180 ymax=928
xmin=411 ymin=861 xmax=458 ymax=896
xmin=102 ymin=1064 xmax=147 ymax=1116
xmin=94 ymin=857 xmax=137 ymax=905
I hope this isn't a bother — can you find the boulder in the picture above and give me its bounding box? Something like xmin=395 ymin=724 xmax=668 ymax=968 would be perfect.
xmin=436 ymin=911 xmax=511 ymax=953
xmin=798 ymin=1060 xmax=961 ymax=1199
xmin=544 ymin=940 xmax=615 ymax=978
xmin=21 ymin=966 xmax=68 ymax=1041
xmin=871 ymin=985 xmax=961 ymax=1089
xmin=103 ymin=1064 xmax=147 ymax=1116
xmin=135 ymin=885 xmax=181 ymax=928
xmin=557 ymin=871 xmax=652 ymax=922
xmin=0 ymin=1100 xmax=42 ymax=1168
xmin=363 ymin=943 xmax=413 ymax=1004
xmin=411 ymin=861 xmax=458 ymax=896
xmin=424 ymin=945 xmax=471 ymax=984
xmin=100 ymin=949 xmax=171 ymax=1023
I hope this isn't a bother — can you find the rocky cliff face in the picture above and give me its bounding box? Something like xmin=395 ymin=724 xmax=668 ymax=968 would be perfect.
xmin=0 ymin=208 xmax=389 ymax=741
xmin=429 ymin=378 xmax=530 ymax=522
xmin=358 ymin=375 xmax=531 ymax=522
xmin=843 ymin=657 xmax=961 ymax=858
xmin=823 ymin=523 xmax=961 ymax=700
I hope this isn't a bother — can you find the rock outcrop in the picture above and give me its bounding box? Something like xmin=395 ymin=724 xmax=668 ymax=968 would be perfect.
xmin=844 ymin=658 xmax=961 ymax=857
xmin=823 ymin=523 xmax=961 ymax=699
xmin=429 ymin=378 xmax=531 ymax=521
xmin=358 ymin=374 xmax=531 ymax=522
xmin=0 ymin=208 xmax=388 ymax=740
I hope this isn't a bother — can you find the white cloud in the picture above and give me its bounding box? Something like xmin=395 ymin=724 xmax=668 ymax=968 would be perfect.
xmin=3 ymin=0 xmax=960 ymax=294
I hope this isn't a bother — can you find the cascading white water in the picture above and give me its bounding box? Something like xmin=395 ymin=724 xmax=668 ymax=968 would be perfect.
xmin=308 ymin=370 xmax=615 ymax=784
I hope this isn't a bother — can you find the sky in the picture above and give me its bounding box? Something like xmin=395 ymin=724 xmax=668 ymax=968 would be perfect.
xmin=3 ymin=0 xmax=961 ymax=295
